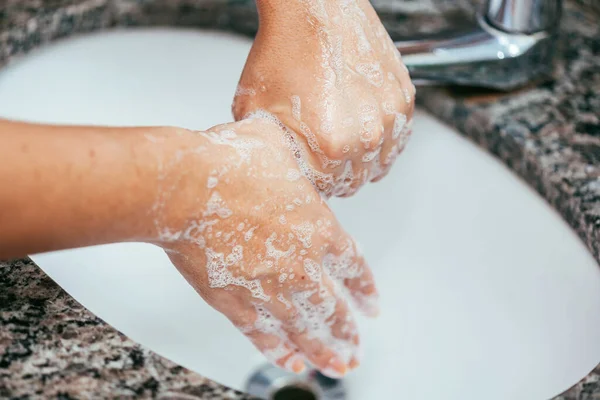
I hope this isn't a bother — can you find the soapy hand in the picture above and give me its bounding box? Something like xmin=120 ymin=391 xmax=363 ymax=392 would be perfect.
xmin=150 ymin=117 xmax=378 ymax=377
xmin=233 ymin=0 xmax=415 ymax=197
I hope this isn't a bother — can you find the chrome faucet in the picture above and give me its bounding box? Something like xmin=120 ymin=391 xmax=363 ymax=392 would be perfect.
xmin=396 ymin=0 xmax=562 ymax=90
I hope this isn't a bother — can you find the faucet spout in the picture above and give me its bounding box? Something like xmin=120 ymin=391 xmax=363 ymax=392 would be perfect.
xmin=396 ymin=0 xmax=562 ymax=91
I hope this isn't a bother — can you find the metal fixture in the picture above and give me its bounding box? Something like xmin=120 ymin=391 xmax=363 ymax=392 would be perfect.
xmin=246 ymin=364 xmax=347 ymax=400
xmin=396 ymin=0 xmax=562 ymax=90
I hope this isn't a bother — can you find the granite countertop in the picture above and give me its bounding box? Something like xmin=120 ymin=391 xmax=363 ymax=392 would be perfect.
xmin=1 ymin=0 xmax=599 ymax=398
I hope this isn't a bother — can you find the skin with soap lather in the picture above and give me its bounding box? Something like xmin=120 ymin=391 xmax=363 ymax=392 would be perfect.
xmin=151 ymin=117 xmax=379 ymax=377
xmin=0 ymin=0 xmax=414 ymax=380
xmin=0 ymin=117 xmax=377 ymax=378
xmin=234 ymin=0 xmax=415 ymax=197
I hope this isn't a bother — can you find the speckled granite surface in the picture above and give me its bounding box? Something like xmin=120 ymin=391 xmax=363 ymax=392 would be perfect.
xmin=0 ymin=0 xmax=599 ymax=399
xmin=0 ymin=259 xmax=253 ymax=399
xmin=574 ymin=0 xmax=600 ymax=13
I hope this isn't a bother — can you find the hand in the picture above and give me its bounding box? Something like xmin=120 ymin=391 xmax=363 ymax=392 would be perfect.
xmin=232 ymin=0 xmax=415 ymax=197
xmin=150 ymin=117 xmax=378 ymax=377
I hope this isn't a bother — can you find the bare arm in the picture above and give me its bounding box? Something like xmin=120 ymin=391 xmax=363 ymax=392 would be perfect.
xmin=0 ymin=119 xmax=182 ymax=258
xmin=0 ymin=117 xmax=377 ymax=377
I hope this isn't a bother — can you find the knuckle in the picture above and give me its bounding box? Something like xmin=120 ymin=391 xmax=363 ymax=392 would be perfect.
xmin=310 ymin=131 xmax=347 ymax=160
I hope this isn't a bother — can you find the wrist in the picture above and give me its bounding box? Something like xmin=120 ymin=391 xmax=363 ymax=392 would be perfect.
xmin=119 ymin=126 xmax=195 ymax=243
xmin=143 ymin=128 xmax=212 ymax=245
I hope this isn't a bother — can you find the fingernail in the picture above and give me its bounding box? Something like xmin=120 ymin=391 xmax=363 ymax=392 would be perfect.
xmin=322 ymin=357 xmax=347 ymax=378
xmin=292 ymin=358 xmax=306 ymax=374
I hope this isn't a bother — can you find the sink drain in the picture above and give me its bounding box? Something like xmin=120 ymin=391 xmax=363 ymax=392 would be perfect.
xmin=271 ymin=384 xmax=317 ymax=400
xmin=246 ymin=364 xmax=346 ymax=400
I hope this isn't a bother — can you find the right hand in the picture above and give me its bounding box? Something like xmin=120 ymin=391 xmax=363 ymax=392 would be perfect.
xmin=150 ymin=117 xmax=378 ymax=377
xmin=232 ymin=0 xmax=415 ymax=198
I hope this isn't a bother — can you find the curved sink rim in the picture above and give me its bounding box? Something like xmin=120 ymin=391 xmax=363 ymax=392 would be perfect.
xmin=0 ymin=28 xmax=596 ymax=400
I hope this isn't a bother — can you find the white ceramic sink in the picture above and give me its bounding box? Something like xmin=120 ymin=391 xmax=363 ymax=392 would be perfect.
xmin=1 ymin=29 xmax=600 ymax=400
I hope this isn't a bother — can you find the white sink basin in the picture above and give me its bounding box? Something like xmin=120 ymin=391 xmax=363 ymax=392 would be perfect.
xmin=1 ymin=29 xmax=600 ymax=400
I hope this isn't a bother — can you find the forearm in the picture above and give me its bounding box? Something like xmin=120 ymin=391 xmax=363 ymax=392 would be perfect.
xmin=0 ymin=119 xmax=176 ymax=259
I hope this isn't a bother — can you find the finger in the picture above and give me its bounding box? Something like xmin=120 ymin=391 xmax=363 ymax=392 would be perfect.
xmin=246 ymin=330 xmax=306 ymax=373
xmin=357 ymin=100 xmax=385 ymax=152
xmin=280 ymin=280 xmax=360 ymax=378
xmin=370 ymin=165 xmax=392 ymax=182
xmin=371 ymin=112 xmax=413 ymax=182
xmin=227 ymin=303 xmax=307 ymax=374
xmin=325 ymin=231 xmax=380 ymax=317
xmin=371 ymin=88 xmax=406 ymax=180
xmin=168 ymin=249 xmax=306 ymax=374
xmin=325 ymin=287 xmax=362 ymax=371
xmin=333 ymin=161 xmax=370 ymax=198
xmin=370 ymin=143 xmax=398 ymax=182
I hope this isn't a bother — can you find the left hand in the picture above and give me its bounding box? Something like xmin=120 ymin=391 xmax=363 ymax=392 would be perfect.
xmin=232 ymin=0 xmax=415 ymax=197
xmin=151 ymin=118 xmax=377 ymax=377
